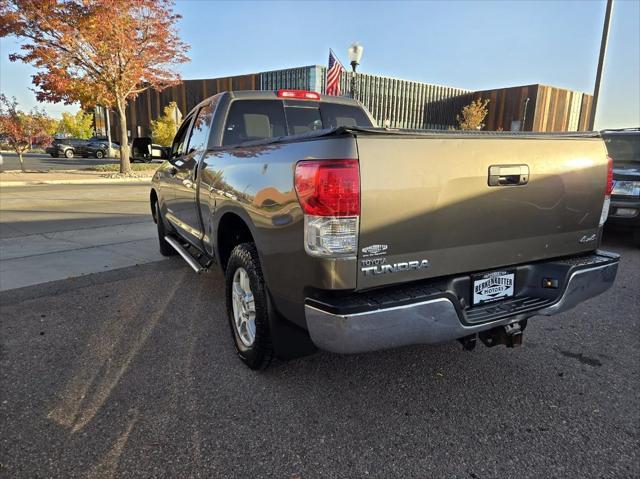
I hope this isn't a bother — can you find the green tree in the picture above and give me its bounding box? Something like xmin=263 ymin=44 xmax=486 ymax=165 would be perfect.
xmin=57 ymin=110 xmax=94 ymax=139
xmin=151 ymin=102 xmax=179 ymax=147
xmin=457 ymin=98 xmax=490 ymax=130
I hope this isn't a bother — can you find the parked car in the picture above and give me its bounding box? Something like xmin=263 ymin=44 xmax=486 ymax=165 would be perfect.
xmin=150 ymin=89 xmax=619 ymax=370
xmin=602 ymin=128 xmax=640 ymax=246
xmin=82 ymin=139 xmax=120 ymax=159
xmin=46 ymin=138 xmax=89 ymax=158
xmin=130 ymin=137 xmax=167 ymax=163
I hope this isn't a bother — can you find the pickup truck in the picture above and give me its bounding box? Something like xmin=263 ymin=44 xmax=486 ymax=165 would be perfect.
xmin=602 ymin=128 xmax=640 ymax=246
xmin=150 ymin=89 xmax=619 ymax=369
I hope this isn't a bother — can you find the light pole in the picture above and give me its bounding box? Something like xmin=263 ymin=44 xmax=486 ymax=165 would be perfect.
xmin=348 ymin=42 xmax=364 ymax=99
xmin=589 ymin=0 xmax=614 ymax=131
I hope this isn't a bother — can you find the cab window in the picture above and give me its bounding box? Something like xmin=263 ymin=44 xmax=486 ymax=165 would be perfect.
xmin=171 ymin=116 xmax=193 ymax=157
xmin=187 ymin=102 xmax=215 ymax=153
xmin=223 ymin=100 xmax=286 ymax=146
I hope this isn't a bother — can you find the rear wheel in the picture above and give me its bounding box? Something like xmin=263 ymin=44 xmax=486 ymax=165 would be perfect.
xmin=64 ymin=149 xmax=74 ymax=159
xmin=154 ymin=201 xmax=176 ymax=257
xmin=95 ymin=150 xmax=105 ymax=159
xmin=225 ymin=243 xmax=274 ymax=370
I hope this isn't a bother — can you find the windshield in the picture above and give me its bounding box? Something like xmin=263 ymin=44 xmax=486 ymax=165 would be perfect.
xmin=603 ymin=133 xmax=640 ymax=163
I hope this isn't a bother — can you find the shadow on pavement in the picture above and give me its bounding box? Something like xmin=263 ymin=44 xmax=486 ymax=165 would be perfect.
xmin=1 ymin=231 xmax=638 ymax=477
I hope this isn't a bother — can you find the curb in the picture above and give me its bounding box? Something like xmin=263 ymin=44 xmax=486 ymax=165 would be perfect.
xmin=0 ymin=177 xmax=153 ymax=187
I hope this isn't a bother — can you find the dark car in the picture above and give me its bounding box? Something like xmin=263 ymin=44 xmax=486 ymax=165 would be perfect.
xmin=45 ymin=138 xmax=89 ymax=158
xmin=82 ymin=139 xmax=120 ymax=159
xmin=130 ymin=137 xmax=167 ymax=163
xmin=602 ymin=128 xmax=640 ymax=246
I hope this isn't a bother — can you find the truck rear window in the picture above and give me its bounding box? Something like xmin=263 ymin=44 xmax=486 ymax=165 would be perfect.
xmin=222 ymin=99 xmax=372 ymax=146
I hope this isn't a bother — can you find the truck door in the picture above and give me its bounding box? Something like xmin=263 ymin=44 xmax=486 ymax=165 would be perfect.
xmin=167 ymin=102 xmax=215 ymax=247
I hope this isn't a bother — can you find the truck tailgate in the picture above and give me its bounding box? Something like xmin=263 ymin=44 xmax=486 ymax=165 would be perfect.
xmin=356 ymin=134 xmax=608 ymax=290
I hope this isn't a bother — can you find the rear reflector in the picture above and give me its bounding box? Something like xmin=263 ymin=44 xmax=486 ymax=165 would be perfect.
xmin=277 ymin=89 xmax=320 ymax=100
xmin=294 ymin=160 xmax=360 ymax=217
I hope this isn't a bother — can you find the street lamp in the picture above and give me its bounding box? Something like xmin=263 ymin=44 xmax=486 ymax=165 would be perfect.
xmin=347 ymin=42 xmax=364 ymax=99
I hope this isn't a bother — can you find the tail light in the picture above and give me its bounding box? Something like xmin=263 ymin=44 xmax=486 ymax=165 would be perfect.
xmin=294 ymin=159 xmax=360 ymax=257
xmin=599 ymin=155 xmax=613 ymax=226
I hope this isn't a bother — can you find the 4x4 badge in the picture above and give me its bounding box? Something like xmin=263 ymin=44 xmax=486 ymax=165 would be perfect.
xmin=578 ymin=233 xmax=597 ymax=244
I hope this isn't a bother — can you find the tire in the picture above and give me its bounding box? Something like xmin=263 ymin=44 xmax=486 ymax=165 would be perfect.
xmin=64 ymin=149 xmax=74 ymax=159
xmin=225 ymin=243 xmax=274 ymax=370
xmin=95 ymin=150 xmax=105 ymax=159
xmin=154 ymin=201 xmax=176 ymax=257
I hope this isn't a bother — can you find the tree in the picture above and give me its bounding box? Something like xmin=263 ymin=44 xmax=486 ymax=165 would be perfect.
xmin=1 ymin=0 xmax=189 ymax=174
xmin=0 ymin=94 xmax=54 ymax=171
xmin=58 ymin=110 xmax=94 ymax=139
xmin=457 ymin=98 xmax=490 ymax=130
xmin=151 ymin=101 xmax=179 ymax=147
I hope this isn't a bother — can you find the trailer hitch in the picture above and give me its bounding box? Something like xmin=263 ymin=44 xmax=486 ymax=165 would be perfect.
xmin=479 ymin=320 xmax=527 ymax=348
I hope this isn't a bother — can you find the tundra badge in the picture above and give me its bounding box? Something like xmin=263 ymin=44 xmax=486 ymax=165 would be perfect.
xmin=361 ymin=259 xmax=430 ymax=276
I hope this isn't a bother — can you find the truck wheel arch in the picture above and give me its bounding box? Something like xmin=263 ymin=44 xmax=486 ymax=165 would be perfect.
xmin=216 ymin=211 xmax=258 ymax=272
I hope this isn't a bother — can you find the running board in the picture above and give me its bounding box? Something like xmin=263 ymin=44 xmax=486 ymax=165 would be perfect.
xmin=164 ymin=236 xmax=207 ymax=273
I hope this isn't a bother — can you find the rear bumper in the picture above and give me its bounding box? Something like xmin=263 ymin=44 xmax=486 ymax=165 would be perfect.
xmin=305 ymin=251 xmax=619 ymax=354
xmin=607 ymin=196 xmax=640 ymax=228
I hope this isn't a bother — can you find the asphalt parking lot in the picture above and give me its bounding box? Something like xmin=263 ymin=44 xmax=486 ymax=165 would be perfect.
xmin=0 ymin=152 xmax=120 ymax=171
xmin=0 ymin=227 xmax=638 ymax=478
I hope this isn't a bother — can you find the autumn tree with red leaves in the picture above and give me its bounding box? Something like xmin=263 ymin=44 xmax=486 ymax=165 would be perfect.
xmin=0 ymin=94 xmax=55 ymax=171
xmin=0 ymin=0 xmax=189 ymax=173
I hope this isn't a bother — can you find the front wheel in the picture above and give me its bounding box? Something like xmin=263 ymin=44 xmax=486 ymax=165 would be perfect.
xmin=225 ymin=243 xmax=274 ymax=370
xmin=154 ymin=201 xmax=176 ymax=257
xmin=95 ymin=150 xmax=105 ymax=159
xmin=64 ymin=149 xmax=74 ymax=159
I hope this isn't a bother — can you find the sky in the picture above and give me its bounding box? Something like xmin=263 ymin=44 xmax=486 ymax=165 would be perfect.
xmin=0 ymin=0 xmax=638 ymax=129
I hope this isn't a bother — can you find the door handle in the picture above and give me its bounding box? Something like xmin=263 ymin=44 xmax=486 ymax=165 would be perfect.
xmin=488 ymin=165 xmax=529 ymax=186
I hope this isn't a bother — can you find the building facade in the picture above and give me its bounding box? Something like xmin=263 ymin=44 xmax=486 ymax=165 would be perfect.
xmin=94 ymin=65 xmax=593 ymax=142
xmin=473 ymin=84 xmax=593 ymax=132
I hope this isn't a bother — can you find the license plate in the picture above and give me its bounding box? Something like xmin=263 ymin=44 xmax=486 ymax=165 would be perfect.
xmin=472 ymin=270 xmax=515 ymax=306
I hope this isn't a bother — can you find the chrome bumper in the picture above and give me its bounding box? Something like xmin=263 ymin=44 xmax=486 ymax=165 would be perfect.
xmin=305 ymin=259 xmax=619 ymax=354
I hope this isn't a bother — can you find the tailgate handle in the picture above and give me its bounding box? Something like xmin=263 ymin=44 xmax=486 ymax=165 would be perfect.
xmin=488 ymin=165 xmax=529 ymax=186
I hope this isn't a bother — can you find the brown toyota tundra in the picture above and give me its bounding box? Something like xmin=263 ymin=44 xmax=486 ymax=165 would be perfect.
xmin=150 ymin=89 xmax=619 ymax=369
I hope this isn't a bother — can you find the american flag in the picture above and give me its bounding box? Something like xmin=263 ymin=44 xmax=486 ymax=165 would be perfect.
xmin=326 ymin=50 xmax=344 ymax=96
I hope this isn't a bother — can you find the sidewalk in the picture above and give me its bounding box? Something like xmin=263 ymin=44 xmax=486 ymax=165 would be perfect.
xmin=0 ymin=169 xmax=156 ymax=187
xmin=0 ymin=182 xmax=164 ymax=291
